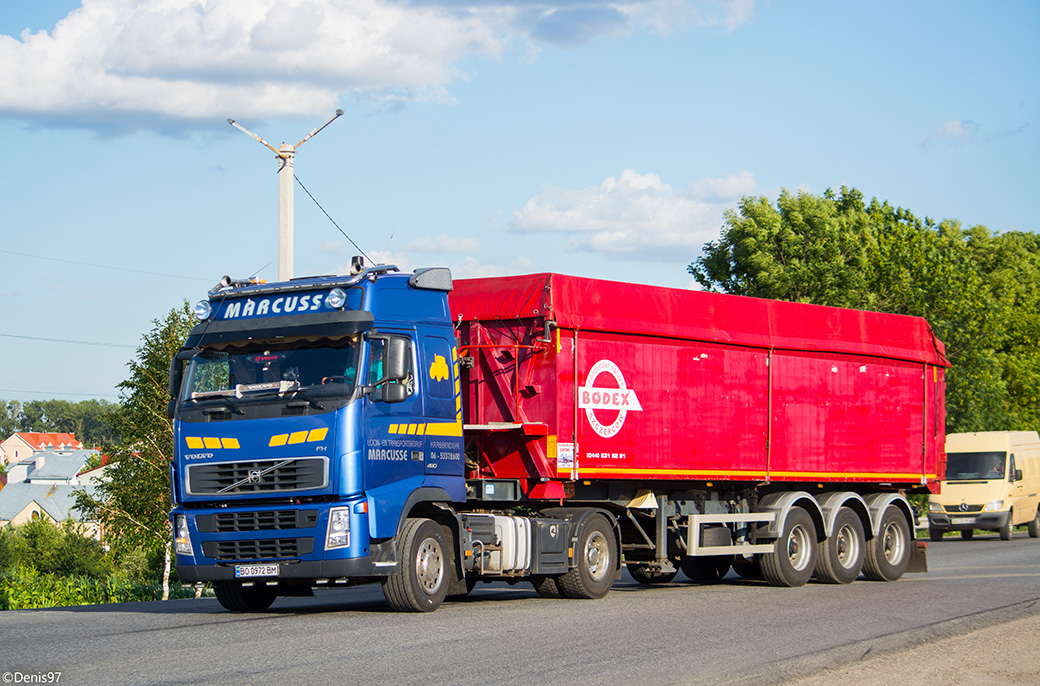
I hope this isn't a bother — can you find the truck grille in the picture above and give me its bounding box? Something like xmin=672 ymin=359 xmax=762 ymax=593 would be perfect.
xmin=186 ymin=457 xmax=328 ymax=495
xmin=201 ymin=538 xmax=314 ymax=561
xmin=195 ymin=510 xmax=319 ymax=533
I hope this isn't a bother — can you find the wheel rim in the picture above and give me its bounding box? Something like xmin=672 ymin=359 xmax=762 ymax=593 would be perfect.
xmin=415 ymin=536 xmax=444 ymax=595
xmin=835 ymin=522 xmax=861 ymax=570
xmin=787 ymin=524 xmax=812 ymax=571
xmin=881 ymin=521 xmax=905 ymax=564
xmin=584 ymin=531 xmax=610 ymax=581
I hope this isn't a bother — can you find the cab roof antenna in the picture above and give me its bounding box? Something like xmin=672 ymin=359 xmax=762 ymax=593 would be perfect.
xmin=228 ymin=109 xmax=344 ymax=282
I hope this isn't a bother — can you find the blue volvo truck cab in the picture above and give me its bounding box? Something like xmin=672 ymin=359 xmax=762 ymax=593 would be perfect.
xmin=169 ymin=264 xmax=483 ymax=611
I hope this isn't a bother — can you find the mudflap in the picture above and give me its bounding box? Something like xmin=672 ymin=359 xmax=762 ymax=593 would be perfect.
xmin=907 ymin=540 xmax=928 ymax=573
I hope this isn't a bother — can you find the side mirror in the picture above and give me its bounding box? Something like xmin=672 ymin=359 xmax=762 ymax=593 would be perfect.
xmin=167 ymin=349 xmax=198 ymax=419
xmin=385 ymin=337 xmax=409 ymax=381
xmin=384 ymin=383 xmax=409 ymax=404
xmin=1014 ymin=469 xmax=1023 ymax=482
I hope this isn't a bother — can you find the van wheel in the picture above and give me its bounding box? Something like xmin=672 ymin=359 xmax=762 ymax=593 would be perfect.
xmin=1028 ymin=509 xmax=1040 ymax=538
xmin=999 ymin=510 xmax=1013 ymax=541
xmin=558 ymin=514 xmax=616 ymax=599
xmin=761 ymin=507 xmax=816 ymax=587
xmin=864 ymin=505 xmax=910 ymax=581
xmin=382 ymin=518 xmax=448 ymax=612
xmin=814 ymin=508 xmax=865 ymax=584
xmin=929 ymin=527 xmax=943 ymax=542
xmin=960 ymin=529 xmax=974 ymax=540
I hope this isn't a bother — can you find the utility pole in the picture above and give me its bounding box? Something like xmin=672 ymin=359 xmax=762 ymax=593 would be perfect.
xmin=228 ymin=110 xmax=344 ymax=281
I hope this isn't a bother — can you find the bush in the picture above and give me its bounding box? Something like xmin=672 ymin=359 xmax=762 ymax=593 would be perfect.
xmin=0 ymin=565 xmax=197 ymax=610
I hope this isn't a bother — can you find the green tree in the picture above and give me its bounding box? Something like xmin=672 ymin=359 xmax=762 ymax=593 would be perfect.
xmin=75 ymin=303 xmax=194 ymax=600
xmin=689 ymin=187 xmax=1037 ymax=432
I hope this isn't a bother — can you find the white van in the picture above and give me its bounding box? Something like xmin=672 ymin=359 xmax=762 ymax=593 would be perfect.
xmin=928 ymin=431 xmax=1040 ymax=541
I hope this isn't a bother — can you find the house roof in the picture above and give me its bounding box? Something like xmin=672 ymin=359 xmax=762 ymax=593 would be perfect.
xmin=5 ymin=432 xmax=84 ymax=451
xmin=23 ymin=450 xmax=98 ymax=481
xmin=0 ymin=481 xmax=96 ymax=523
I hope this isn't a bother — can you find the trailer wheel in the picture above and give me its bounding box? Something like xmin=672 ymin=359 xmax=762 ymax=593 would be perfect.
xmin=1028 ymin=509 xmax=1040 ymax=538
xmin=863 ymin=505 xmax=910 ymax=581
xmin=558 ymin=514 xmax=616 ymax=599
xmin=999 ymin=510 xmax=1014 ymax=541
xmin=731 ymin=555 xmax=762 ymax=580
xmin=680 ymin=555 xmax=731 ymax=583
xmin=214 ymin=581 xmax=277 ymax=612
xmin=813 ymin=508 xmax=865 ymax=584
xmin=929 ymin=527 xmax=943 ymax=542
xmin=626 ymin=563 xmax=678 ymax=584
xmin=531 ymin=575 xmax=565 ymax=598
xmin=382 ymin=518 xmax=449 ymax=612
xmin=761 ymin=507 xmax=816 ymax=587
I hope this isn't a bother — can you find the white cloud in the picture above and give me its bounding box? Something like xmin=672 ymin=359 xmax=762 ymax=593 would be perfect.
xmin=921 ymin=119 xmax=979 ymax=146
xmin=407 ymin=234 xmax=480 ymax=252
xmin=451 ymin=255 xmax=535 ymax=279
xmin=510 ymin=168 xmax=754 ymax=258
xmin=0 ymin=1 xmax=755 ymax=130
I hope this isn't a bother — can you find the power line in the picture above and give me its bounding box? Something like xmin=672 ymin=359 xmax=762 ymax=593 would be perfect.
xmin=295 ymin=173 xmax=371 ymax=261
xmin=0 ymin=248 xmax=211 ymax=282
xmin=0 ymin=333 xmax=135 ymax=349
xmin=0 ymin=389 xmax=120 ymax=399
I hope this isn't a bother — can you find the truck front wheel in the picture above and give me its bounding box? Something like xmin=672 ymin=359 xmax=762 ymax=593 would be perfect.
xmin=558 ymin=514 xmax=616 ymax=599
xmin=761 ymin=507 xmax=816 ymax=587
xmin=382 ymin=518 xmax=449 ymax=612
xmin=214 ymin=581 xmax=277 ymax=612
xmin=863 ymin=505 xmax=910 ymax=581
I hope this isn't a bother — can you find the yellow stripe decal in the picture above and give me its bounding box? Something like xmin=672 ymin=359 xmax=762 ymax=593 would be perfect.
xmin=185 ymin=437 xmax=204 ymax=450
xmin=288 ymin=430 xmax=308 ymax=445
xmin=307 ymin=428 xmax=329 ymax=442
xmin=578 ymin=467 xmax=937 ymax=480
xmin=203 ymin=437 xmax=222 ymax=450
xmin=269 ymin=434 xmax=288 ymax=447
xmin=221 ymin=438 xmax=240 ymax=449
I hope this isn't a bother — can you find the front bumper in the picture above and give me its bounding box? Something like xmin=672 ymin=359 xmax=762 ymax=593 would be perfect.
xmin=927 ymin=510 xmax=1010 ymax=533
xmin=176 ymin=552 xmax=394 ymax=583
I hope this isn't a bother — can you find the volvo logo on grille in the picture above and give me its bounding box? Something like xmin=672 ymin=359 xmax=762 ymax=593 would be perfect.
xmin=248 ymin=469 xmax=263 ymax=484
xmin=959 ymin=501 xmax=969 ymax=512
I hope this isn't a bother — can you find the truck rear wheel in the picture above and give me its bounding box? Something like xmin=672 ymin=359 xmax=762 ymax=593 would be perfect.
xmin=382 ymin=518 xmax=449 ymax=612
xmin=761 ymin=507 xmax=816 ymax=587
xmin=813 ymin=508 xmax=865 ymax=584
xmin=531 ymin=575 xmax=565 ymax=598
xmin=731 ymin=555 xmax=762 ymax=580
xmin=680 ymin=555 xmax=731 ymax=583
xmin=214 ymin=581 xmax=277 ymax=612
xmin=558 ymin=514 xmax=616 ymax=599
xmin=863 ymin=505 xmax=910 ymax=581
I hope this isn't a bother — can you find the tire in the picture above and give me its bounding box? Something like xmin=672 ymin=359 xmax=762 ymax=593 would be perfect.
xmin=680 ymin=555 xmax=731 ymax=583
xmin=557 ymin=514 xmax=616 ymax=599
xmin=1028 ymin=509 xmax=1040 ymax=539
xmin=627 ymin=563 xmax=678 ymax=585
xmin=731 ymin=555 xmax=762 ymax=580
xmin=863 ymin=505 xmax=911 ymax=582
xmin=929 ymin=527 xmax=943 ymax=542
xmin=214 ymin=581 xmax=277 ymax=612
xmin=382 ymin=518 xmax=449 ymax=612
xmin=531 ymin=575 xmax=565 ymax=598
xmin=999 ymin=510 xmax=1013 ymax=541
xmin=761 ymin=507 xmax=817 ymax=587
xmin=960 ymin=529 xmax=974 ymax=540
xmin=814 ymin=508 xmax=866 ymax=584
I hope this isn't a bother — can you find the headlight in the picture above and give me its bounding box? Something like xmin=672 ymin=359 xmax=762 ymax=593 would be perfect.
xmin=928 ymin=501 xmax=944 ymax=512
xmin=175 ymin=515 xmax=193 ymax=555
xmin=982 ymin=500 xmax=1005 ymax=512
xmin=325 ymin=288 xmax=347 ymax=309
xmin=326 ymin=507 xmax=350 ymax=549
xmin=193 ymin=300 xmax=213 ymax=320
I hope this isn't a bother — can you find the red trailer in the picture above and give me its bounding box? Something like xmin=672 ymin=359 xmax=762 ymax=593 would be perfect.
xmin=452 ymin=273 xmax=947 ymax=587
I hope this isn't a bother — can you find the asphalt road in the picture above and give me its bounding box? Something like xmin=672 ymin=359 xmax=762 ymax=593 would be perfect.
xmin=2 ymin=531 xmax=1037 ymax=686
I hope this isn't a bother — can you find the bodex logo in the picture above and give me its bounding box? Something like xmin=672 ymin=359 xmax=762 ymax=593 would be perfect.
xmin=579 ymin=359 xmax=643 ymax=438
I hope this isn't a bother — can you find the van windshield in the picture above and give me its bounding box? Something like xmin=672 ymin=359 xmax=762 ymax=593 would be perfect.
xmin=945 ymin=451 xmax=1006 ymax=481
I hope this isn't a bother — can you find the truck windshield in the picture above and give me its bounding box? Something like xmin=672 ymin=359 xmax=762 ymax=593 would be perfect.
xmin=945 ymin=451 xmax=1006 ymax=481
xmin=181 ymin=336 xmax=360 ymax=403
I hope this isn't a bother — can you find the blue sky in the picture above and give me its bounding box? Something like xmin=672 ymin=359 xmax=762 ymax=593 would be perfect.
xmin=1 ymin=0 xmax=1037 ymax=403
